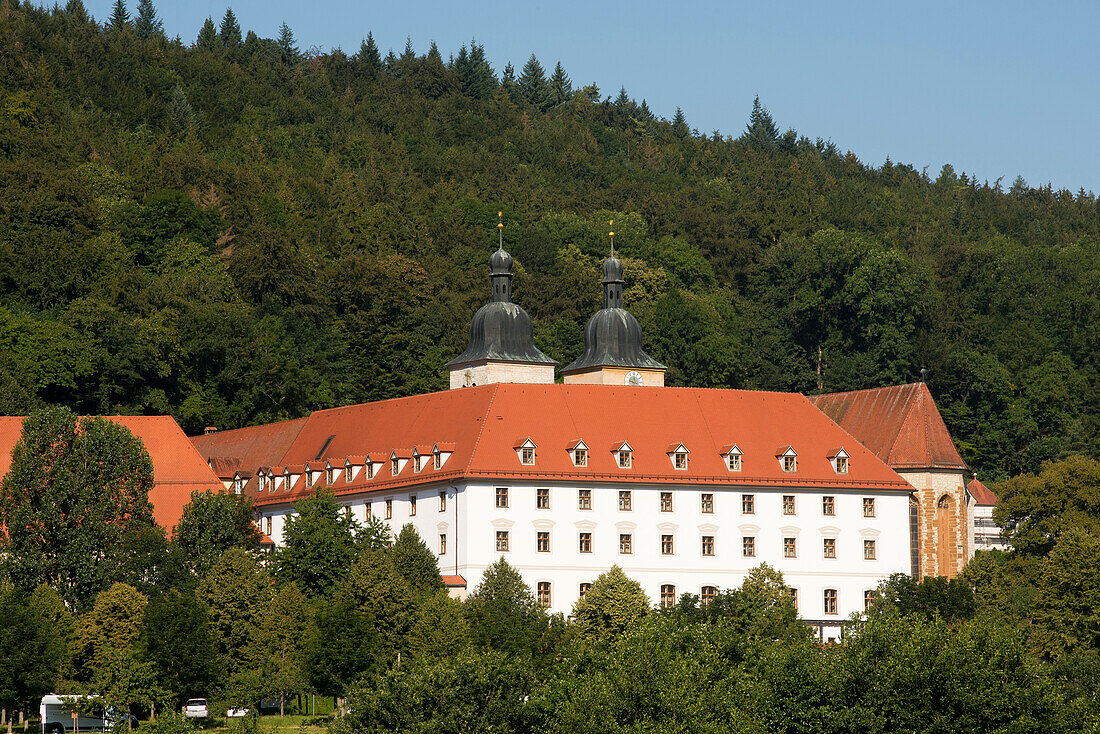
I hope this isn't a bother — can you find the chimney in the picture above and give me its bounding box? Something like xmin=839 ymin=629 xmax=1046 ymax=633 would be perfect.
xmin=204 ymin=426 xmax=218 ymax=435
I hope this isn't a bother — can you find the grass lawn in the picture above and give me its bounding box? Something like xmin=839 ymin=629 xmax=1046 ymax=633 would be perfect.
xmin=201 ymin=714 xmax=332 ymax=734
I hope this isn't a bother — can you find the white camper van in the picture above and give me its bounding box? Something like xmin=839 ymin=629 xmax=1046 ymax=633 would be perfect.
xmin=40 ymin=695 xmax=136 ymax=734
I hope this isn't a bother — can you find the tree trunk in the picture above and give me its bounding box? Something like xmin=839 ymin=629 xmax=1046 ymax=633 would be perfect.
xmin=279 ymin=696 xmax=284 ymax=718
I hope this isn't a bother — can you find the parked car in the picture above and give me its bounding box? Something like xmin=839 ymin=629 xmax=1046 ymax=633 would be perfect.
xmin=182 ymin=699 xmax=209 ymax=719
xmin=40 ymin=695 xmax=137 ymax=733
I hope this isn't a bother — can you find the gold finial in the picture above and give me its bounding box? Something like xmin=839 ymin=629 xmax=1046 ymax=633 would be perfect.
xmin=609 ymin=220 xmax=615 ymax=256
xmin=497 ymin=211 xmax=504 ymax=249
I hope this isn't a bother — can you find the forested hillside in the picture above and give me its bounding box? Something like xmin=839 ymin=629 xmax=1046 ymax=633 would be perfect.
xmin=1 ymin=1 xmax=1098 ymax=479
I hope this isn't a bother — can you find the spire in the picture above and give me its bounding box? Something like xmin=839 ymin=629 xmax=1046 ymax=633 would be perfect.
xmin=602 ymin=219 xmax=624 ymax=308
xmin=488 ymin=211 xmax=514 ymax=303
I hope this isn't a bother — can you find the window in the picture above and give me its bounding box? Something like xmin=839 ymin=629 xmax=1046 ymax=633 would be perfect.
xmin=573 ymin=448 xmax=587 ymax=466
xmin=701 ymin=535 xmax=714 ymax=556
xmin=439 ymin=489 xmax=446 ymax=512
xmin=864 ymin=589 xmax=874 ymax=610
xmin=660 ymin=584 xmax=676 ymax=608
xmin=784 ymin=537 xmax=797 ymax=558
xmin=742 ymin=536 xmax=756 ymax=557
xmin=727 ymin=453 xmax=742 ymax=471
xmin=344 ymin=506 xmax=351 ymax=519
xmin=673 ymin=452 xmax=688 ymax=470
xmin=433 ymin=452 xmax=442 ymax=470
xmin=365 ymin=502 xmax=372 ymax=519
xmin=660 ymin=491 xmax=673 ymax=512
xmin=783 ymin=495 xmax=796 ymax=515
xmin=742 ymin=494 xmax=755 ymax=514
xmin=305 ymin=470 xmax=314 ymax=488
xmin=782 ymin=455 xmax=796 ymax=472
xmin=365 ymin=462 xmax=374 ymax=479
xmin=495 ymin=530 xmax=509 ymax=552
xmin=495 ymin=487 xmax=509 ymax=508
xmin=265 ymin=516 xmax=272 ymax=536
xmin=536 ymin=487 xmax=550 ymax=509
xmin=578 ymin=488 xmax=591 ymax=510
xmin=864 ymin=539 xmax=876 ymax=560
xmin=537 ymin=582 xmax=551 ymax=608
xmin=385 ymin=499 xmax=393 ymax=519
xmin=578 ymin=532 xmax=592 ymax=553
xmin=863 ymin=497 xmax=875 ymax=517
xmin=789 ymin=587 xmax=798 ymax=610
xmin=619 ymin=533 xmax=633 ymax=554
xmin=345 ymin=463 xmax=353 ymax=483
xmin=579 ymin=582 xmax=592 ymax=599
xmin=618 ymin=490 xmax=632 ymax=511
xmin=439 ymin=534 xmax=446 ymax=554
xmin=824 ymin=588 xmax=838 ymax=615
xmin=701 ymin=493 xmax=714 ymax=514
xmin=391 ymin=457 xmax=399 ymax=476
xmin=661 ymin=534 xmax=674 ymax=555
xmin=822 ymin=496 xmax=835 ymax=516
xmin=521 ymin=447 xmax=535 ymax=465
xmin=835 ymin=456 xmax=849 ymax=474
xmin=537 ymin=531 xmax=550 ymax=553
xmin=618 ymin=450 xmax=632 ymax=468
xmin=233 ymin=477 xmax=243 ymax=494
xmin=326 ymin=467 xmax=334 ymax=485
xmin=823 ymin=538 xmax=836 ymax=558
xmin=701 ymin=585 xmax=717 ymax=605
xmin=407 ymin=495 xmax=416 ymax=516
xmin=414 ymin=455 xmax=423 ymax=472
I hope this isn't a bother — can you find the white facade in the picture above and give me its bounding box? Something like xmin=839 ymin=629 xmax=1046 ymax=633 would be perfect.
xmin=973 ymin=504 xmax=1008 ymax=551
xmin=257 ymin=477 xmax=910 ymax=632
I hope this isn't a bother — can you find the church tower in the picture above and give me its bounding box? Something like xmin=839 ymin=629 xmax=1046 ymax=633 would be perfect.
xmin=446 ymin=217 xmax=556 ymax=389
xmin=561 ymin=228 xmax=666 ymax=387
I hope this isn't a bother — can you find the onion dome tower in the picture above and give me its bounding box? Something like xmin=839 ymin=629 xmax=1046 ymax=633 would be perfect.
xmin=447 ymin=214 xmax=556 ymax=389
xmin=561 ymin=223 xmax=666 ymax=387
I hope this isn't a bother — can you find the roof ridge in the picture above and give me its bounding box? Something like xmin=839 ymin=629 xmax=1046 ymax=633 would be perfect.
xmin=465 ymin=384 xmax=500 ymax=475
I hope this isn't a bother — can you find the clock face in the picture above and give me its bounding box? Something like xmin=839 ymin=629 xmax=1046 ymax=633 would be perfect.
xmin=625 ymin=370 xmax=643 ymax=386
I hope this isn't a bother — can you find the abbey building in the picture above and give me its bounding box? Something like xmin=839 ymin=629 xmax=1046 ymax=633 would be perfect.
xmin=192 ymin=238 xmax=977 ymax=638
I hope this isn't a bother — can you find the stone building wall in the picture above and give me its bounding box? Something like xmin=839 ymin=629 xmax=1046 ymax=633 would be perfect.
xmin=896 ymin=468 xmax=971 ymax=578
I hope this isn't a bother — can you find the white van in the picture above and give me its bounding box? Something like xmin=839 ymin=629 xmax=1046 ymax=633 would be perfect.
xmin=40 ymin=695 xmax=135 ymax=734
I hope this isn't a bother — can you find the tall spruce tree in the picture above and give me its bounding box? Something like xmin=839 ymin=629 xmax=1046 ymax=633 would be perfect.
xmin=196 ymin=17 xmax=218 ymax=50
xmin=549 ymin=61 xmax=572 ymax=105
xmin=218 ymin=8 xmax=241 ymax=49
xmin=743 ymin=95 xmax=779 ymax=150
xmin=276 ymin=22 xmax=298 ymax=62
xmin=390 ymin=524 xmax=444 ymax=598
xmin=519 ymin=54 xmax=550 ymax=109
xmin=107 ymin=0 xmax=129 ymax=33
xmin=672 ymin=107 xmax=689 ymax=138
xmin=133 ymin=0 xmax=162 ymax=39
xmin=358 ymin=32 xmax=382 ymax=71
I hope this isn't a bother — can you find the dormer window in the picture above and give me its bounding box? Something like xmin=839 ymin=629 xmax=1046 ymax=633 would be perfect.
xmin=522 ymin=447 xmax=535 ymax=465
xmin=326 ymin=466 xmax=334 ymax=485
xmin=568 ymin=440 xmax=588 ymax=467
xmin=345 ymin=461 xmax=353 ymax=482
xmin=667 ymin=443 xmax=689 ymax=470
xmin=365 ymin=461 xmax=374 ymax=479
xmin=305 ymin=469 xmax=314 ymax=487
xmin=777 ymin=446 xmax=798 ymax=473
xmin=391 ymin=457 xmax=399 ymax=476
xmin=283 ymin=470 xmax=291 ymax=489
xmin=414 ymin=454 xmax=423 ymax=472
xmin=433 ymin=451 xmax=442 ymax=470
xmin=722 ymin=445 xmax=743 ymax=472
xmin=828 ymin=448 xmax=850 ymax=474
xmin=233 ymin=476 xmax=244 ymax=494
xmin=612 ymin=442 xmax=633 ymax=469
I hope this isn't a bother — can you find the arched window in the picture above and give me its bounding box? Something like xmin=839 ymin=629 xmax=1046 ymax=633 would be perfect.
xmin=936 ymin=494 xmax=955 ymax=577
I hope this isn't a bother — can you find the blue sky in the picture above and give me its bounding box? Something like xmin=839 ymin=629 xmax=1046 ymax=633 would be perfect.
xmin=86 ymin=0 xmax=1100 ymax=193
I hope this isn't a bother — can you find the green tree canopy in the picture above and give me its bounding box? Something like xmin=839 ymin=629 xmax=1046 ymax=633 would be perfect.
xmin=464 ymin=558 xmax=547 ymax=655
xmin=174 ymin=490 xmax=262 ymax=576
xmin=275 ymin=489 xmax=361 ymax=597
xmin=390 ymin=524 xmax=444 ymax=598
xmin=994 ymin=455 xmax=1100 ymax=556
xmin=571 ymin=565 xmax=649 ymax=639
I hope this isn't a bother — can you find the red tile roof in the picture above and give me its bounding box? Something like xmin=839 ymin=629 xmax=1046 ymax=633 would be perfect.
xmin=226 ymin=384 xmax=910 ymax=508
xmin=809 ymin=383 xmax=968 ymax=471
xmin=191 ymin=417 xmax=308 ymax=475
xmin=967 ymin=476 xmax=999 ymax=506
xmin=441 ymin=574 xmax=466 ymax=587
xmin=0 ymin=415 xmax=225 ymax=534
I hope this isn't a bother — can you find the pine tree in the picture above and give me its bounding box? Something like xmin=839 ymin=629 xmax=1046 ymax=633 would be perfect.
xmin=276 ymin=22 xmax=298 ymax=62
xmin=519 ymin=54 xmax=550 ymax=109
xmin=466 ymin=41 xmax=496 ymax=99
xmin=549 ymin=61 xmax=572 ymax=105
xmin=196 ymin=17 xmax=218 ymax=51
xmin=743 ymin=95 xmax=779 ymax=150
xmin=400 ymin=36 xmax=415 ymax=62
xmin=500 ymin=62 xmax=521 ymax=103
xmin=389 ymin=524 xmax=443 ymax=598
xmin=65 ymin=0 xmax=89 ymax=22
xmin=426 ymin=40 xmax=442 ymax=63
xmin=638 ymin=99 xmax=653 ymax=119
xmin=614 ymin=86 xmax=631 ymax=111
xmin=166 ymin=85 xmax=196 ymax=135
xmin=672 ymin=106 xmax=689 ymax=138
xmin=358 ymin=32 xmax=382 ymax=72
xmin=133 ymin=0 xmax=162 ymax=40
xmin=219 ymin=8 xmax=242 ymax=49
xmin=108 ymin=0 xmax=129 ymax=33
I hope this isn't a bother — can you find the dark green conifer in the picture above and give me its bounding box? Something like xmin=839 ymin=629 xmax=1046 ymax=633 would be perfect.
xmin=276 ymin=21 xmax=298 ymax=62
xmin=107 ymin=0 xmax=129 ymax=33
xmin=549 ymin=61 xmax=572 ymax=105
xmin=426 ymin=40 xmax=442 ymax=63
xmin=196 ymin=17 xmax=218 ymax=50
xmin=389 ymin=524 xmax=443 ymax=598
xmin=743 ymin=95 xmax=779 ymax=150
xmin=358 ymin=32 xmax=382 ymax=71
xmin=672 ymin=106 xmax=689 ymax=138
xmin=218 ymin=8 xmax=241 ymax=49
xmin=165 ymin=85 xmax=196 ymax=137
xmin=614 ymin=86 xmax=631 ymax=110
xmin=519 ymin=54 xmax=550 ymax=109
xmin=133 ymin=0 xmax=162 ymax=39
